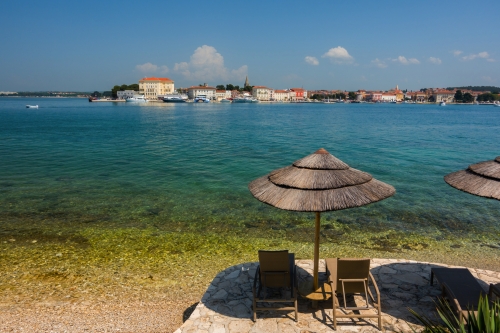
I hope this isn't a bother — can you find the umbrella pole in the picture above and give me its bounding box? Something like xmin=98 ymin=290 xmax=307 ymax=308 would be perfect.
xmin=313 ymin=211 xmax=320 ymax=290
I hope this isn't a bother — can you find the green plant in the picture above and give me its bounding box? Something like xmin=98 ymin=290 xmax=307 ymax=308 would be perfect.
xmin=408 ymin=295 xmax=500 ymax=333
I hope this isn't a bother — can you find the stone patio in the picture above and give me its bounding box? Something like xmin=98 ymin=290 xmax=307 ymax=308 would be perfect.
xmin=175 ymin=259 xmax=500 ymax=333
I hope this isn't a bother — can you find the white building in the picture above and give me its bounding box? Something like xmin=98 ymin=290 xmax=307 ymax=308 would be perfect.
xmin=117 ymin=90 xmax=137 ymax=99
xmin=215 ymin=90 xmax=228 ymax=101
xmin=273 ymin=90 xmax=290 ymax=101
xmin=381 ymin=93 xmax=396 ymax=102
xmin=139 ymin=77 xmax=175 ymax=100
xmin=252 ymin=86 xmax=271 ymax=101
xmin=187 ymin=86 xmax=216 ymax=100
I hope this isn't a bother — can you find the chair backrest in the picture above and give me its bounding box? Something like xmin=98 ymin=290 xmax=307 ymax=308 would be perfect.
xmin=335 ymin=258 xmax=371 ymax=294
xmin=258 ymin=250 xmax=291 ymax=288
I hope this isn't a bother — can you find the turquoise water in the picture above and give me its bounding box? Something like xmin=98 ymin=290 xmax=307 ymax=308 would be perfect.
xmin=1 ymin=98 xmax=500 ymax=245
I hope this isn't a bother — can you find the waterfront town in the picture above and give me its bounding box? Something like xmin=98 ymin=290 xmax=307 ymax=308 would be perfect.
xmin=110 ymin=76 xmax=498 ymax=103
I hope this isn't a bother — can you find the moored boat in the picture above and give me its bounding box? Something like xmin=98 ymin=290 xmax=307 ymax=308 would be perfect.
xmin=126 ymin=95 xmax=147 ymax=103
xmin=440 ymin=101 xmax=446 ymax=106
xmin=163 ymin=94 xmax=188 ymax=103
xmin=232 ymin=97 xmax=259 ymax=103
xmin=194 ymin=95 xmax=210 ymax=103
xmin=26 ymin=105 xmax=38 ymax=109
xmin=220 ymin=99 xmax=232 ymax=103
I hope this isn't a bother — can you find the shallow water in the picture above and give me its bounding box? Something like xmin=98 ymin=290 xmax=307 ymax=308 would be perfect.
xmin=0 ymin=98 xmax=499 ymax=275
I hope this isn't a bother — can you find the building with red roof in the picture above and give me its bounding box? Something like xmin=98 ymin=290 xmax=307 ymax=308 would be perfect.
xmin=139 ymin=77 xmax=175 ymax=100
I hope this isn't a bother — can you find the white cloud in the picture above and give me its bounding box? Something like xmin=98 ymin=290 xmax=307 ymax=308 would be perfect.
xmin=452 ymin=50 xmax=463 ymax=57
xmin=305 ymin=56 xmax=319 ymax=65
xmin=462 ymin=51 xmax=490 ymax=61
xmin=173 ymin=45 xmax=247 ymax=82
xmin=322 ymin=46 xmax=354 ymax=63
xmin=482 ymin=76 xmax=495 ymax=83
xmin=428 ymin=57 xmax=442 ymax=65
xmin=487 ymin=58 xmax=496 ymax=62
xmin=135 ymin=62 xmax=169 ymax=74
xmin=371 ymin=58 xmax=387 ymax=68
xmin=392 ymin=56 xmax=420 ymax=65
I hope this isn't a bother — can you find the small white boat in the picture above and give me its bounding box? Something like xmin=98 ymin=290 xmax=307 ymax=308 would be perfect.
xmin=194 ymin=95 xmax=210 ymax=103
xmin=126 ymin=95 xmax=147 ymax=103
xmin=163 ymin=94 xmax=188 ymax=103
xmin=440 ymin=101 xmax=446 ymax=106
xmin=494 ymin=103 xmax=500 ymax=107
xmin=26 ymin=105 xmax=38 ymax=109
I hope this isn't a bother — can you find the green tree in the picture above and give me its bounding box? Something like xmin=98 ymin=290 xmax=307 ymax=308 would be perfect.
xmin=454 ymin=90 xmax=463 ymax=102
xmin=348 ymin=92 xmax=357 ymax=100
xmin=462 ymin=93 xmax=474 ymax=103
xmin=234 ymin=85 xmax=240 ymax=91
xmin=243 ymin=85 xmax=253 ymax=92
xmin=338 ymin=93 xmax=346 ymax=100
xmin=226 ymin=84 xmax=235 ymax=91
xmin=216 ymin=85 xmax=225 ymax=90
xmin=477 ymin=93 xmax=495 ymax=102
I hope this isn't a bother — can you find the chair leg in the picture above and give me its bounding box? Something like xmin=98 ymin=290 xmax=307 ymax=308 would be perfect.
xmin=294 ymin=299 xmax=298 ymax=322
xmin=332 ymin=295 xmax=337 ymax=330
xmin=252 ymin=294 xmax=257 ymax=321
xmin=377 ymin=300 xmax=382 ymax=330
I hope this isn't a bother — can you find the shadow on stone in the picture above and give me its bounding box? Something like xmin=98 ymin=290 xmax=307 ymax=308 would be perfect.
xmin=182 ymin=302 xmax=198 ymax=322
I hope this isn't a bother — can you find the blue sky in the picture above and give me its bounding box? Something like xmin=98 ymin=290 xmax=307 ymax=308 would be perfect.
xmin=1 ymin=0 xmax=498 ymax=92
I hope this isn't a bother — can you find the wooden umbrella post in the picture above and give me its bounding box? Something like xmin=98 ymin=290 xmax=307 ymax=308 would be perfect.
xmin=313 ymin=212 xmax=320 ymax=290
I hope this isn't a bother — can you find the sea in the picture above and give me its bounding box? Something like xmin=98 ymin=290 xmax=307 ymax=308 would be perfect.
xmin=1 ymin=98 xmax=500 ymax=266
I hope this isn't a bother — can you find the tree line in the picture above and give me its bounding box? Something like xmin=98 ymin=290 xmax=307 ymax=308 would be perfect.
xmin=448 ymin=86 xmax=500 ymax=93
xmin=213 ymin=84 xmax=253 ymax=92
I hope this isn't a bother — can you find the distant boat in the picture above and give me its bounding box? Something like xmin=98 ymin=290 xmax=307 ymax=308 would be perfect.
xmin=194 ymin=95 xmax=210 ymax=103
xmin=163 ymin=94 xmax=188 ymax=103
xmin=26 ymin=105 xmax=38 ymax=109
xmin=126 ymin=95 xmax=147 ymax=103
xmin=232 ymin=97 xmax=259 ymax=103
xmin=494 ymin=103 xmax=500 ymax=107
xmin=220 ymin=99 xmax=232 ymax=103
xmin=323 ymin=96 xmax=335 ymax=104
xmin=440 ymin=101 xmax=446 ymax=106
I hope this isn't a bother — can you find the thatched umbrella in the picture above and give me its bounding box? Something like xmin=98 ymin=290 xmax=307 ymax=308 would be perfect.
xmin=444 ymin=156 xmax=500 ymax=200
xmin=248 ymin=148 xmax=395 ymax=298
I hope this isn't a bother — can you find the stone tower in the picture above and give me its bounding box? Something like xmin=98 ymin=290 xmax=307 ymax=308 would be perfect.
xmin=244 ymin=76 xmax=249 ymax=88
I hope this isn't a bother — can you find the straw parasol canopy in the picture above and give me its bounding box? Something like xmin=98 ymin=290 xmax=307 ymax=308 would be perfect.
xmin=444 ymin=156 xmax=500 ymax=200
xmin=248 ymin=148 xmax=395 ymax=298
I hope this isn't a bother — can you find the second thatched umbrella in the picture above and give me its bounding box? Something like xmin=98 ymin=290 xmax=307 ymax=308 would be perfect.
xmin=444 ymin=156 xmax=500 ymax=200
xmin=248 ymin=148 xmax=395 ymax=298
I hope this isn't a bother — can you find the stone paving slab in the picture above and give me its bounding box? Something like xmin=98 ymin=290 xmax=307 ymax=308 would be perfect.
xmin=175 ymin=259 xmax=500 ymax=333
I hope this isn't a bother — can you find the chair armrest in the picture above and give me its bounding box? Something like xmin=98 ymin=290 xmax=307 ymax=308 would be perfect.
xmin=368 ymin=272 xmax=381 ymax=300
xmin=489 ymin=283 xmax=500 ymax=300
xmin=253 ymin=266 xmax=260 ymax=290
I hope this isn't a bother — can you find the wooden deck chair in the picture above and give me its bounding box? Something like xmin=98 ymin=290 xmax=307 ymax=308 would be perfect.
xmin=326 ymin=258 xmax=382 ymax=330
xmin=252 ymin=250 xmax=298 ymax=321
